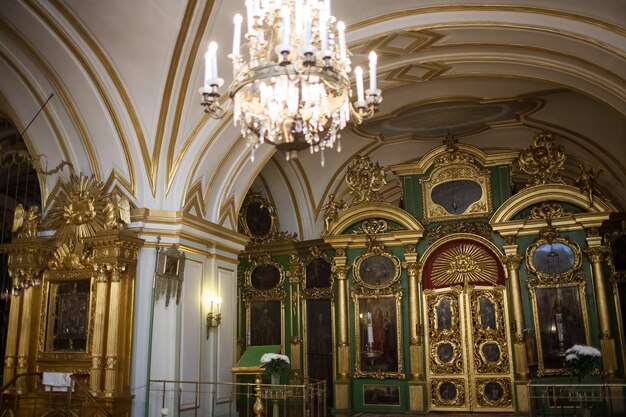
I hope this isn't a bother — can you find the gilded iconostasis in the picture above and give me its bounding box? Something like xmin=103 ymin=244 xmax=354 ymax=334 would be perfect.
xmin=237 ymin=133 xmax=626 ymax=414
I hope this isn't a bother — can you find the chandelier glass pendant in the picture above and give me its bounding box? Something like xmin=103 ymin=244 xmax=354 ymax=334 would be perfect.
xmin=200 ymin=0 xmax=382 ymax=164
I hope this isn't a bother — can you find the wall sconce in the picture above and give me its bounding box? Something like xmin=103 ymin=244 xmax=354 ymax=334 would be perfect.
xmin=206 ymin=295 xmax=222 ymax=340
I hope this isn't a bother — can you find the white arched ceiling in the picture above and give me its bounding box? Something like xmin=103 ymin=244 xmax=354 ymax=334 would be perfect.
xmin=1 ymin=1 xmax=624 ymax=236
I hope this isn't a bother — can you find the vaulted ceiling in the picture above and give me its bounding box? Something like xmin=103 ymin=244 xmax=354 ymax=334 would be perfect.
xmin=1 ymin=1 xmax=624 ymax=240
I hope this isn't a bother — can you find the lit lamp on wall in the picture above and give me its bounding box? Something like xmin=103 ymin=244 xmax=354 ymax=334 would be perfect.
xmin=199 ymin=0 xmax=382 ymax=164
xmin=205 ymin=295 xmax=222 ymax=339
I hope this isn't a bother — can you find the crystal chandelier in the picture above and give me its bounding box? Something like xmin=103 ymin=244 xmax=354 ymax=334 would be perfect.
xmin=199 ymin=0 xmax=382 ymax=164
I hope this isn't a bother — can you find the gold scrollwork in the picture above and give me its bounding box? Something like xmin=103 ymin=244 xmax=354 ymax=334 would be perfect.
xmin=475 ymin=378 xmax=512 ymax=408
xmin=469 ymin=288 xmax=510 ymax=374
xmin=353 ymin=237 xmax=401 ymax=290
xmin=527 ymin=202 xmax=572 ymax=220
xmin=345 ymin=154 xmax=387 ymax=207
xmin=514 ymin=130 xmax=566 ymax=186
xmin=428 ymin=221 xmax=493 ymax=244
xmin=425 ymin=289 xmax=464 ymax=375
xmin=420 ymin=145 xmax=493 ymax=224
xmin=430 ymin=378 xmax=466 ymax=408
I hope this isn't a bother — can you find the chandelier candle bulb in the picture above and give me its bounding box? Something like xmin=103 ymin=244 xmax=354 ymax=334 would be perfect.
xmin=245 ymin=0 xmax=254 ymax=34
xmin=232 ymin=14 xmax=243 ymax=57
xmin=337 ymin=21 xmax=347 ymax=61
xmin=319 ymin=8 xmax=329 ymax=57
xmin=280 ymin=5 xmax=290 ymax=54
xmin=355 ymin=66 xmax=365 ymax=104
xmin=205 ymin=42 xmax=218 ymax=84
xmin=369 ymin=51 xmax=377 ymax=91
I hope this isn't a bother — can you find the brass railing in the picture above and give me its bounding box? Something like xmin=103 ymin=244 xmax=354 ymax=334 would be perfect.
xmin=0 ymin=372 xmax=112 ymax=417
xmin=529 ymin=382 xmax=626 ymax=417
xmin=150 ymin=376 xmax=327 ymax=417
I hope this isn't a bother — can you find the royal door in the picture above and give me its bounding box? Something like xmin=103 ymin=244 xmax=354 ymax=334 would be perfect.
xmin=422 ymin=238 xmax=514 ymax=412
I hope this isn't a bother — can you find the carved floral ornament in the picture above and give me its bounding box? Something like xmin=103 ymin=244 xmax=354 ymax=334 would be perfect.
xmin=345 ymin=154 xmax=387 ymax=207
xmin=514 ymin=130 xmax=566 ymax=186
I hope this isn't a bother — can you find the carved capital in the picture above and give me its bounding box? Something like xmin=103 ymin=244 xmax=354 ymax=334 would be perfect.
xmin=502 ymin=254 xmax=523 ymax=270
xmin=402 ymin=261 xmax=421 ymax=280
xmin=585 ymin=246 xmax=609 ymax=264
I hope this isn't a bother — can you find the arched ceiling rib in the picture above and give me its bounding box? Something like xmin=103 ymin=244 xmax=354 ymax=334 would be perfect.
xmin=0 ymin=1 xmax=623 ymax=237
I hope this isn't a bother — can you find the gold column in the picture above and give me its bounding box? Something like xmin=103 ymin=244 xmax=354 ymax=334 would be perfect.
xmin=403 ymin=248 xmax=423 ymax=381
xmin=3 ymin=291 xmax=22 ymax=385
xmin=585 ymin=245 xmax=618 ymax=378
xmin=104 ymin=265 xmax=122 ymax=396
xmin=332 ymin=249 xmax=349 ymax=380
xmin=502 ymin=248 xmax=529 ymax=380
xmin=288 ymin=254 xmax=302 ymax=376
xmin=90 ymin=267 xmax=109 ymax=394
xmin=15 ymin=285 xmax=34 ymax=391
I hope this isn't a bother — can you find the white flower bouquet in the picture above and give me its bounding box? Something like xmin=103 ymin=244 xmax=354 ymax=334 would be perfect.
xmin=564 ymin=344 xmax=601 ymax=381
xmin=260 ymin=353 xmax=290 ymax=376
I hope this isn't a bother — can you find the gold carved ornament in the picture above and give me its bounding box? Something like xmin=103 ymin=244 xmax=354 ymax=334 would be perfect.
xmin=345 ymin=154 xmax=387 ymax=206
xmin=242 ymin=251 xmax=287 ymax=302
xmin=574 ymin=163 xmax=606 ymax=206
xmin=475 ymin=378 xmax=512 ymax=408
xmin=514 ymin=130 xmax=566 ymax=186
xmin=468 ymin=288 xmax=510 ymax=375
xmin=239 ymin=191 xmax=297 ymax=247
xmin=425 ymin=289 xmax=464 ymax=375
xmin=420 ymin=140 xmax=493 ymax=223
xmin=527 ymin=202 xmax=572 ymax=220
xmin=429 ymin=242 xmax=500 ymax=287
xmin=427 ymin=222 xmax=492 ymax=245
xmin=352 ymin=236 xmax=402 ymax=291
xmin=301 ymin=246 xmax=334 ymax=300
xmin=321 ymin=193 xmax=345 ymax=235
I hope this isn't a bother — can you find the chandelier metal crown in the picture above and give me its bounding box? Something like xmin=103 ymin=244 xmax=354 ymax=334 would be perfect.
xmin=200 ymin=0 xmax=382 ymax=164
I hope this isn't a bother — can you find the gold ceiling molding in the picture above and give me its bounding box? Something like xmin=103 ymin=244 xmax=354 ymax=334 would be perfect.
xmin=391 ymin=143 xmax=518 ymax=176
xmin=347 ymin=6 xmax=626 ymax=39
xmin=351 ymin=30 xmax=443 ymax=58
xmin=164 ymin=0 xmax=216 ymax=195
xmin=23 ymin=1 xmax=137 ymax=193
xmin=218 ymin=195 xmax=237 ymax=230
xmin=150 ymin=0 xmax=204 ymax=198
xmin=383 ymin=62 xmax=449 ymax=86
xmin=50 ymin=0 xmax=151 ymax=197
xmin=0 ymin=19 xmax=101 ymax=184
xmin=183 ymin=181 xmax=207 ymax=218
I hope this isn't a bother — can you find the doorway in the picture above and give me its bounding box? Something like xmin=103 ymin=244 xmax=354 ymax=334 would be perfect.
xmin=421 ymin=238 xmax=514 ymax=412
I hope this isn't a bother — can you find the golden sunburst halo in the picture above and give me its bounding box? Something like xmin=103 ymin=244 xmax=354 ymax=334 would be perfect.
xmin=46 ymin=174 xmax=106 ymax=242
xmin=430 ymin=242 xmax=499 ymax=287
